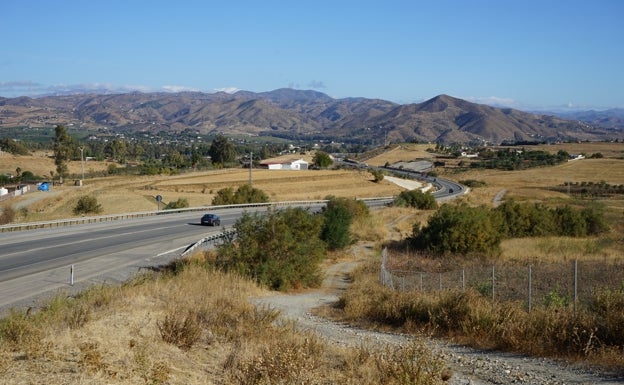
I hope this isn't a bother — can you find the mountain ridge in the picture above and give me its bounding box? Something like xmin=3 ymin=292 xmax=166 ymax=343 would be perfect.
xmin=0 ymin=89 xmax=621 ymax=144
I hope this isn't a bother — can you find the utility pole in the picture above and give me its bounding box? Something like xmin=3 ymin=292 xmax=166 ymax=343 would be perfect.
xmin=249 ymin=151 xmax=253 ymax=186
xmin=79 ymin=147 xmax=85 ymax=182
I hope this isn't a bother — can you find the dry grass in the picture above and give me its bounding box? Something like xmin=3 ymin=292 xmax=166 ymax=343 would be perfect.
xmin=0 ymin=261 xmax=446 ymax=385
xmin=518 ymin=142 xmax=624 ymax=158
xmin=365 ymin=144 xmax=435 ymax=166
xmin=338 ymin=257 xmax=624 ymax=371
xmin=0 ymin=151 xmax=112 ymax=177
xmin=6 ymin=166 xmax=404 ymax=222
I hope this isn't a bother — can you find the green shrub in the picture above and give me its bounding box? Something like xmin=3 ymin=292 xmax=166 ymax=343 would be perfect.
xmin=412 ymin=201 xmax=609 ymax=256
xmin=459 ymin=179 xmax=487 ymax=187
xmin=212 ymin=187 xmax=235 ymax=205
xmin=591 ymin=288 xmax=624 ymax=346
xmin=73 ymin=195 xmax=103 ymax=215
xmin=164 ymin=197 xmax=189 ymax=210
xmin=212 ymin=184 xmax=269 ymax=205
xmin=325 ymin=196 xmax=369 ymax=220
xmin=370 ymin=169 xmax=385 ymax=183
xmin=216 ymin=208 xmax=325 ymax=290
xmin=412 ymin=203 xmax=501 ymax=256
xmin=394 ymin=190 xmax=437 ymax=209
xmin=321 ymin=197 xmax=370 ymax=250
xmin=321 ymin=202 xmax=352 ymax=250
xmin=312 ymin=151 xmax=333 ymax=168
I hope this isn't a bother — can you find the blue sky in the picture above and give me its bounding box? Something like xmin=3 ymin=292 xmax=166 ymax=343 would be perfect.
xmin=2 ymin=1 xmax=623 ymax=110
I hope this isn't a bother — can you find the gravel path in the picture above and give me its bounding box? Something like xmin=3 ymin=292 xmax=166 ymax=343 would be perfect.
xmin=384 ymin=175 xmax=423 ymax=190
xmin=252 ymin=252 xmax=623 ymax=385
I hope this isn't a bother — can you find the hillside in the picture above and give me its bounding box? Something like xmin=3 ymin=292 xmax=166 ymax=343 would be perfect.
xmin=1 ymin=90 xmax=622 ymax=145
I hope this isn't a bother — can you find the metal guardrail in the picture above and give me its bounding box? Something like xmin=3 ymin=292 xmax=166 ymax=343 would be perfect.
xmin=0 ymin=197 xmax=394 ymax=233
xmin=180 ymin=229 xmax=237 ymax=258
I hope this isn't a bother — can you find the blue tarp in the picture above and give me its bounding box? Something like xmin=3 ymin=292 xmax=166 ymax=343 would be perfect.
xmin=38 ymin=182 xmax=49 ymax=191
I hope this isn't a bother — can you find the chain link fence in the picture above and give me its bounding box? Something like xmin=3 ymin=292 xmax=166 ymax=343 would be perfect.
xmin=380 ymin=248 xmax=624 ymax=310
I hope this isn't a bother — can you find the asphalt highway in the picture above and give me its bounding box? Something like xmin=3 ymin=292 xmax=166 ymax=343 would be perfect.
xmin=0 ymin=176 xmax=459 ymax=314
xmin=0 ymin=207 xmax=261 ymax=313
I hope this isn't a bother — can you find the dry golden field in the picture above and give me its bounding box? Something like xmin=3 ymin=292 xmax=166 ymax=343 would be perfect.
xmin=363 ymin=143 xmax=435 ymax=166
xmin=2 ymin=143 xmax=623 ymax=225
xmin=0 ymin=151 xmax=112 ymax=177
xmin=1 ymin=152 xmax=405 ymax=221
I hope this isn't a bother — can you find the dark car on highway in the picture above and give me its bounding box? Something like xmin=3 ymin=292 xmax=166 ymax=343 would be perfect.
xmin=201 ymin=213 xmax=221 ymax=226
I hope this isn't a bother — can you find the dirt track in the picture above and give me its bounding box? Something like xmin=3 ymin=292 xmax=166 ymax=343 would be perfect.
xmin=252 ymin=245 xmax=623 ymax=385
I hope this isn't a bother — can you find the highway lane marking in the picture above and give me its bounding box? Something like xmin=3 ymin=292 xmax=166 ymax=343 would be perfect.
xmin=155 ymin=245 xmax=188 ymax=257
xmin=0 ymin=223 xmax=208 ymax=259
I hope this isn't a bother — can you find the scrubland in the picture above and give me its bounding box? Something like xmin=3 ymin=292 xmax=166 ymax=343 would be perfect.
xmin=1 ymin=142 xmax=623 ymax=381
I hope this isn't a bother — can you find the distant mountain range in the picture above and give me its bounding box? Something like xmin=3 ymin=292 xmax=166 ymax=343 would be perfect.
xmin=1 ymin=89 xmax=622 ymax=145
xmin=548 ymin=109 xmax=624 ymax=131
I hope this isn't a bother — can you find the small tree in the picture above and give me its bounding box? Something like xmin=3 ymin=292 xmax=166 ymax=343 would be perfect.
xmin=211 ymin=187 xmax=235 ymax=205
xmin=217 ymin=208 xmax=326 ymax=290
xmin=320 ymin=197 xmax=369 ymax=250
xmin=164 ymin=198 xmax=189 ymax=210
xmin=233 ymin=184 xmax=269 ymax=204
xmin=412 ymin=203 xmax=501 ymax=256
xmin=321 ymin=203 xmax=352 ymax=250
xmin=312 ymin=151 xmax=333 ymax=169
xmin=208 ymin=135 xmax=237 ymax=166
xmin=394 ymin=190 xmax=437 ymax=209
xmin=73 ymin=195 xmax=103 ymax=215
xmin=53 ymin=125 xmax=73 ymax=182
xmin=211 ymin=185 xmax=269 ymax=205
xmin=370 ymin=169 xmax=384 ymax=183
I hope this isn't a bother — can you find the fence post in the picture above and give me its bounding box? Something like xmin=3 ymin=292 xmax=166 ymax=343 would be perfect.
xmin=492 ymin=266 xmax=495 ymax=301
xmin=528 ymin=265 xmax=532 ymax=313
xmin=70 ymin=264 xmax=74 ymax=286
xmin=380 ymin=248 xmax=387 ymax=286
xmin=574 ymin=259 xmax=578 ymax=313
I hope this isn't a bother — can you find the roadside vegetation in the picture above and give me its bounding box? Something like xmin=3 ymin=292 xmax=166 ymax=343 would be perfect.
xmin=211 ymin=184 xmax=269 ymax=205
xmin=72 ymin=195 xmax=103 ymax=215
xmin=338 ymin=251 xmax=624 ymax=371
xmin=393 ymin=190 xmax=437 ymax=210
xmin=0 ymin=256 xmax=446 ymax=384
xmin=410 ymin=200 xmax=608 ymax=256
xmin=335 ymin=196 xmax=623 ymax=371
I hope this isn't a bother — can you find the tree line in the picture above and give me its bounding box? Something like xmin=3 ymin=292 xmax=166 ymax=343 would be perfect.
xmin=410 ymin=200 xmax=609 ymax=257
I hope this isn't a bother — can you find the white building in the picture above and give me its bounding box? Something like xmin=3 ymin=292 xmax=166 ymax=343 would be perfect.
xmin=260 ymin=158 xmax=309 ymax=170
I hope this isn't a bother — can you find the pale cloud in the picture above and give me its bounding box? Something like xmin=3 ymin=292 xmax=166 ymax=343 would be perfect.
xmin=161 ymin=85 xmax=200 ymax=93
xmin=464 ymin=96 xmax=521 ymax=109
xmin=213 ymin=87 xmax=240 ymax=94
xmin=0 ymin=81 xmax=156 ymax=97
